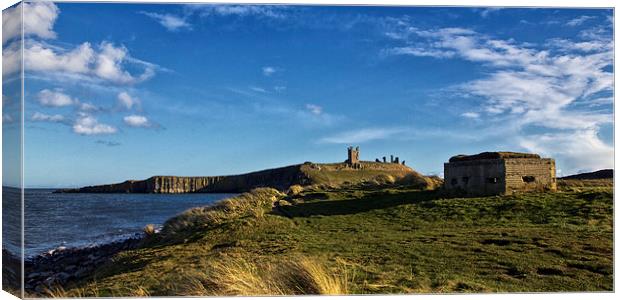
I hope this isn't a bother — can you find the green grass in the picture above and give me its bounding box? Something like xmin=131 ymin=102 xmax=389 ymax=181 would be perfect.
xmin=299 ymin=162 xmax=434 ymax=189
xmin=61 ymin=184 xmax=612 ymax=296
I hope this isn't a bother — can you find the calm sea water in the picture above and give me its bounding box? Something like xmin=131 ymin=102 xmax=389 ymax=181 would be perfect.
xmin=3 ymin=188 xmax=235 ymax=258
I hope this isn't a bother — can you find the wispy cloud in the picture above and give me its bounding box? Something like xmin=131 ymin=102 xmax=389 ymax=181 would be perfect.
xmin=518 ymin=129 xmax=613 ymax=174
xmin=461 ymin=112 xmax=480 ymax=119
xmin=383 ymin=19 xmax=613 ymax=173
xmin=14 ymin=40 xmax=158 ymax=85
xmin=140 ymin=11 xmax=191 ymax=31
xmin=123 ymin=114 xmax=154 ymax=128
xmin=305 ymin=104 xmax=323 ymax=115
xmin=566 ymin=15 xmax=596 ymax=27
xmin=186 ymin=4 xmax=288 ymax=19
xmin=73 ymin=113 xmax=117 ymax=135
xmin=479 ymin=7 xmax=503 ymax=18
xmin=31 ymin=112 xmax=66 ymax=123
xmin=37 ymin=89 xmax=76 ymax=107
xmin=262 ymin=66 xmax=277 ymax=76
xmin=117 ymin=92 xmax=141 ymax=110
xmin=249 ymin=86 xmax=268 ymax=93
xmin=95 ymin=140 xmax=121 ymax=147
xmin=2 ymin=2 xmax=58 ymax=44
xmin=78 ymin=102 xmax=100 ymax=112
xmin=2 ymin=114 xmax=15 ymax=124
xmin=382 ymin=46 xmax=455 ymax=59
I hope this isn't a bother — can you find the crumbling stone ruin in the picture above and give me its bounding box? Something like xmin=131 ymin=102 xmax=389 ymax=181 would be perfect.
xmin=373 ymin=151 xmax=405 ymax=165
xmin=346 ymin=146 xmax=407 ymax=168
xmin=346 ymin=146 xmax=361 ymax=169
xmin=444 ymin=152 xmax=556 ymax=196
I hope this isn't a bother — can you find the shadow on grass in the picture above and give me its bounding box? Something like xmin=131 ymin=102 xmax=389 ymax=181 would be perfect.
xmin=278 ymin=189 xmax=442 ymax=218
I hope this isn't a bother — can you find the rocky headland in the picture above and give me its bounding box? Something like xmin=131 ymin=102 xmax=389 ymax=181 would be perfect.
xmin=56 ymin=161 xmax=427 ymax=194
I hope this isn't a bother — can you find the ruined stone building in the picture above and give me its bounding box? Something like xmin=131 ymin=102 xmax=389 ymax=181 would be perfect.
xmin=443 ymin=152 xmax=556 ymax=196
xmin=346 ymin=146 xmax=360 ymax=166
xmin=346 ymin=146 xmax=407 ymax=169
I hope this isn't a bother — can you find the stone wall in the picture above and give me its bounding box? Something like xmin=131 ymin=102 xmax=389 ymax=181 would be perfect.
xmin=444 ymin=156 xmax=556 ymax=196
xmin=444 ymin=159 xmax=506 ymax=196
xmin=504 ymin=158 xmax=556 ymax=193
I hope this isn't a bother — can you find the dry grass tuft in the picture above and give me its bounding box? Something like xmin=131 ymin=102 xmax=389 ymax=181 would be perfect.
xmin=161 ymin=188 xmax=283 ymax=237
xmin=143 ymin=224 xmax=156 ymax=236
xmin=287 ymin=184 xmax=305 ymax=196
xmin=374 ymin=174 xmax=396 ymax=185
xmin=181 ymin=255 xmax=348 ymax=296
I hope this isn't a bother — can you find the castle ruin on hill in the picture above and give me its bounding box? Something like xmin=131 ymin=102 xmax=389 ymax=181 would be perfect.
xmin=345 ymin=146 xmax=406 ymax=169
xmin=443 ymin=152 xmax=556 ymax=196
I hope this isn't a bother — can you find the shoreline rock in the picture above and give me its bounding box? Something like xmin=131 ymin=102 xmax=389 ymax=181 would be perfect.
xmin=6 ymin=236 xmax=145 ymax=294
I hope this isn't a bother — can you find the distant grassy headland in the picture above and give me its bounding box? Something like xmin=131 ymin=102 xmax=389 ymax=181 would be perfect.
xmin=42 ymin=175 xmax=612 ymax=296
xmin=55 ymin=161 xmax=433 ymax=194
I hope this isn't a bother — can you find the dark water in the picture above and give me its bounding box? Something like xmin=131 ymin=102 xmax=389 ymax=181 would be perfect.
xmin=2 ymin=187 xmax=22 ymax=257
xmin=5 ymin=189 xmax=235 ymax=258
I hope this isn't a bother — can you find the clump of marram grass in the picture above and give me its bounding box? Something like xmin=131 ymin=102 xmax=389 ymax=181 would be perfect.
xmin=161 ymin=188 xmax=283 ymax=237
xmin=374 ymin=174 xmax=396 ymax=185
xmin=287 ymin=184 xmax=305 ymax=196
xmin=143 ymin=224 xmax=156 ymax=236
xmin=184 ymin=255 xmax=348 ymax=296
xmin=44 ymin=283 xmax=106 ymax=298
xmin=396 ymin=172 xmax=438 ymax=189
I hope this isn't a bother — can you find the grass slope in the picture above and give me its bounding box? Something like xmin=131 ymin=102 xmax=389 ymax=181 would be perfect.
xmin=61 ymin=183 xmax=612 ymax=296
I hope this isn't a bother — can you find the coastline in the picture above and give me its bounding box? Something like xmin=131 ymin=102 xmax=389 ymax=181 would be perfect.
xmin=5 ymin=235 xmax=145 ymax=294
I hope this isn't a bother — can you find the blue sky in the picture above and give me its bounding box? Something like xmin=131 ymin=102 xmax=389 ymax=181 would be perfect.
xmin=2 ymin=2 xmax=614 ymax=188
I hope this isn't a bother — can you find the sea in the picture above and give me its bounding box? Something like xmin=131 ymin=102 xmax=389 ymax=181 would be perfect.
xmin=2 ymin=188 xmax=236 ymax=258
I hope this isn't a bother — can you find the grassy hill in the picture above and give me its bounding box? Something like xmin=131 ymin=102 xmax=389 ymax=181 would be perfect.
xmin=300 ymin=162 xmax=437 ymax=189
xmin=58 ymin=161 xmax=432 ymax=194
xmin=47 ymin=180 xmax=612 ymax=296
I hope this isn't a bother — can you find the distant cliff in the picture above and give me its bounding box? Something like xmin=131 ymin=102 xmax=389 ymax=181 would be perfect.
xmin=560 ymin=169 xmax=613 ymax=180
xmin=56 ymin=162 xmax=426 ymax=194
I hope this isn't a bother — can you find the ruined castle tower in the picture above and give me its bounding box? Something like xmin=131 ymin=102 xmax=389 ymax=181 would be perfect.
xmin=346 ymin=146 xmax=360 ymax=166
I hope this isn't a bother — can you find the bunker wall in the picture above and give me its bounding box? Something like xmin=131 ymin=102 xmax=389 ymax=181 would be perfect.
xmin=504 ymin=158 xmax=556 ymax=193
xmin=444 ymin=159 xmax=506 ymax=196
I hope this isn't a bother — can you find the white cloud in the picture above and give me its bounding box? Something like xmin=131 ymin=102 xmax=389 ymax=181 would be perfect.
xmin=187 ymin=5 xmax=286 ymax=19
xmin=479 ymin=8 xmax=503 ymax=18
xmin=140 ymin=11 xmax=191 ymax=31
xmin=2 ymin=5 xmax=21 ymax=44
xmin=305 ymin=104 xmax=323 ymax=115
xmin=274 ymin=86 xmax=286 ymax=93
xmin=2 ymin=41 xmax=21 ymax=77
xmin=2 ymin=2 xmax=58 ymax=44
xmin=21 ymin=40 xmax=156 ymax=85
xmin=78 ymin=102 xmax=99 ymax=112
xmin=37 ymin=89 xmax=76 ymax=107
xmin=3 ymin=114 xmax=15 ymax=124
xmin=519 ymin=130 xmax=613 ymax=173
xmin=548 ymin=38 xmax=611 ymax=53
xmin=383 ymin=46 xmax=455 ymax=59
xmin=319 ymin=128 xmax=405 ymax=144
xmin=262 ymin=66 xmax=276 ymax=76
xmin=384 ymin=21 xmax=613 ymax=173
xmin=566 ymin=15 xmax=595 ymax=27
xmin=123 ymin=114 xmax=151 ymax=127
xmin=461 ymin=112 xmax=480 ymax=119
xmin=249 ymin=86 xmax=268 ymax=93
xmin=31 ymin=112 xmax=65 ymax=122
xmin=95 ymin=140 xmax=121 ymax=147
xmin=2 ymin=2 xmax=159 ymax=85
xmin=73 ymin=113 xmax=117 ymax=135
xmin=117 ymin=92 xmax=141 ymax=110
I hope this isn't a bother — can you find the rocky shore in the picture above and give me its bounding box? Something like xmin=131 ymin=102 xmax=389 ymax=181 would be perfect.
xmin=10 ymin=237 xmax=144 ymax=294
